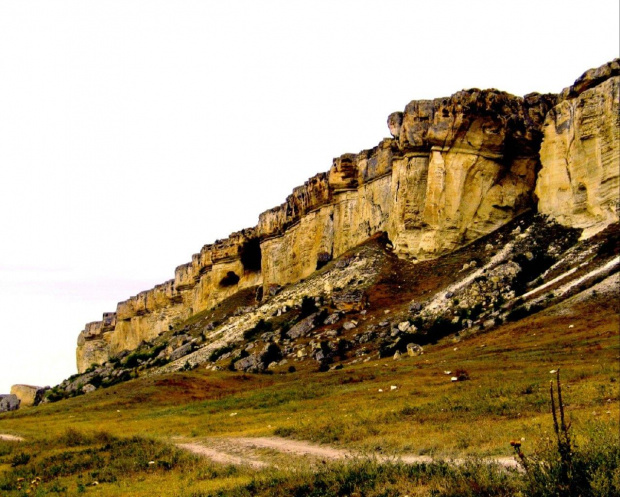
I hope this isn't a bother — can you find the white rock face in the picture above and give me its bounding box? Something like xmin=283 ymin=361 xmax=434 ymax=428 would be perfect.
xmin=537 ymin=63 xmax=619 ymax=237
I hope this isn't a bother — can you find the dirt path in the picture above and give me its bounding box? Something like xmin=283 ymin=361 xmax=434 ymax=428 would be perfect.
xmin=176 ymin=442 xmax=268 ymax=469
xmin=177 ymin=436 xmax=519 ymax=470
xmin=0 ymin=434 xmax=24 ymax=442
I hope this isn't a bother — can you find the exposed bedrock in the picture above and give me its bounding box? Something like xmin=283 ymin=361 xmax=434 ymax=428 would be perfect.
xmin=10 ymin=384 xmax=49 ymax=407
xmin=75 ymin=60 xmax=619 ymax=373
xmin=536 ymin=60 xmax=619 ymax=236
xmin=259 ymin=88 xmax=557 ymax=285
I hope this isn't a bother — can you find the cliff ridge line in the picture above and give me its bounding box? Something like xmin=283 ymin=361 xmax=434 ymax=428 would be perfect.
xmin=76 ymin=59 xmax=619 ymax=373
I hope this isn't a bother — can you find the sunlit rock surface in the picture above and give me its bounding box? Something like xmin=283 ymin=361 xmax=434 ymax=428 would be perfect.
xmin=76 ymin=60 xmax=619 ymax=373
xmin=536 ymin=59 xmax=619 ymax=237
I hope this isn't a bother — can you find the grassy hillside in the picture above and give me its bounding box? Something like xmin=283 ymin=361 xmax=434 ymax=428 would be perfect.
xmin=1 ymin=282 xmax=618 ymax=495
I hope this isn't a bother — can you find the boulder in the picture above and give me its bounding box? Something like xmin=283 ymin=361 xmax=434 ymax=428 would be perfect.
xmin=0 ymin=394 xmax=20 ymax=412
xmin=234 ymin=355 xmax=263 ymax=373
xmin=82 ymin=384 xmax=96 ymax=394
xmin=323 ymin=312 xmax=342 ymax=326
xmin=409 ymin=302 xmax=422 ymax=313
xmin=313 ymin=350 xmax=325 ymax=362
xmin=397 ymin=321 xmax=411 ymax=332
xmin=169 ymin=342 xmax=193 ymax=362
xmin=287 ymin=313 xmax=318 ymax=339
xmin=10 ymin=384 xmax=49 ymax=407
xmin=407 ymin=343 xmax=424 ymax=357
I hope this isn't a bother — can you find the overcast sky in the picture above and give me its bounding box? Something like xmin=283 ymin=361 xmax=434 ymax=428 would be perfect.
xmin=0 ymin=1 xmax=618 ymax=394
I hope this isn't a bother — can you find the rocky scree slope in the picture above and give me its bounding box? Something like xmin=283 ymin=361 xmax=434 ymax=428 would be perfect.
xmin=45 ymin=211 xmax=619 ymax=402
xmin=51 ymin=59 xmax=617 ymax=399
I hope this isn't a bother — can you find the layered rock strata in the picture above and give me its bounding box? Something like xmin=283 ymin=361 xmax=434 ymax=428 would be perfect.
xmin=76 ymin=60 xmax=619 ymax=373
xmin=536 ymin=59 xmax=619 ymax=236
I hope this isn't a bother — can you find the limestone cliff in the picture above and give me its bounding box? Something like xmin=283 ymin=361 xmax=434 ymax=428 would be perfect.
xmin=536 ymin=60 xmax=619 ymax=236
xmin=76 ymin=60 xmax=619 ymax=373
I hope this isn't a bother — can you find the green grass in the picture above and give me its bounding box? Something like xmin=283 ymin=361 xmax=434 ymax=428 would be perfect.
xmin=1 ymin=293 xmax=618 ymax=495
xmin=0 ymin=430 xmax=255 ymax=496
xmin=2 ymin=428 xmax=616 ymax=496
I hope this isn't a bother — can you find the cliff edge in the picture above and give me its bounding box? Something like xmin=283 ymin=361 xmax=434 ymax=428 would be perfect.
xmin=76 ymin=59 xmax=619 ymax=373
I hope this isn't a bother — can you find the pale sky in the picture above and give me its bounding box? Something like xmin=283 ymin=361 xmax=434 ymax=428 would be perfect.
xmin=0 ymin=0 xmax=618 ymax=394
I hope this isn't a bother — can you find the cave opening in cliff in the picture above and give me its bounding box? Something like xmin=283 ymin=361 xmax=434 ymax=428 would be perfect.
xmin=240 ymin=238 xmax=262 ymax=272
xmin=316 ymin=251 xmax=332 ymax=270
xmin=219 ymin=271 xmax=240 ymax=287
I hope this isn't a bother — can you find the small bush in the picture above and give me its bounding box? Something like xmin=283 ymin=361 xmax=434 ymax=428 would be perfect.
xmin=45 ymin=387 xmax=68 ymax=403
xmin=181 ymin=361 xmax=196 ymax=371
xmin=243 ymin=319 xmax=273 ymax=341
xmin=513 ymin=371 xmax=620 ymax=497
xmin=318 ymin=361 xmax=330 ymax=372
xmin=208 ymin=344 xmax=234 ymax=362
xmin=300 ymin=296 xmax=318 ymax=318
xmin=123 ymin=351 xmax=151 ymax=369
xmin=273 ymin=427 xmax=294 ymax=437
xmin=279 ymin=321 xmax=292 ymax=341
xmin=427 ymin=316 xmax=461 ymax=342
xmin=10 ymin=452 xmax=30 ymax=467
xmin=513 ymin=252 xmax=556 ymax=295
xmin=261 ymin=343 xmax=282 ymax=366
xmin=454 ymin=369 xmax=470 ymax=381
xmin=506 ymin=303 xmax=543 ymax=322
xmin=60 ymin=428 xmax=91 ymax=447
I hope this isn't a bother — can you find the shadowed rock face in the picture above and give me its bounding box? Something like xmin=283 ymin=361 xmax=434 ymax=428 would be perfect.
xmin=0 ymin=394 xmax=20 ymax=412
xmin=75 ymin=60 xmax=619 ymax=374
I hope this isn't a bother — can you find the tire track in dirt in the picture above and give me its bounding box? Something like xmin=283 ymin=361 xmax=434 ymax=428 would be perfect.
xmin=0 ymin=434 xmax=24 ymax=442
xmin=177 ymin=436 xmax=519 ymax=470
xmin=176 ymin=442 xmax=268 ymax=469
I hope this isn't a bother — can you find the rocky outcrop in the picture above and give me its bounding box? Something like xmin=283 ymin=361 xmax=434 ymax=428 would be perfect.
xmin=10 ymin=384 xmax=49 ymax=407
xmin=258 ymin=90 xmax=558 ymax=287
xmin=536 ymin=59 xmax=619 ymax=237
xmin=75 ymin=60 xmax=619 ymax=374
xmin=0 ymin=394 xmax=20 ymax=412
xmin=76 ymin=230 xmax=263 ymax=372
